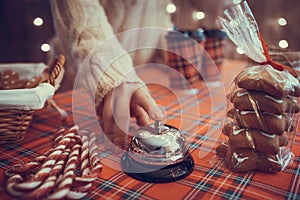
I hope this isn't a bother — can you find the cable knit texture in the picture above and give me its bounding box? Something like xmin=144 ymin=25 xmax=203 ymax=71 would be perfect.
xmin=50 ymin=0 xmax=139 ymax=108
xmin=100 ymin=0 xmax=173 ymax=65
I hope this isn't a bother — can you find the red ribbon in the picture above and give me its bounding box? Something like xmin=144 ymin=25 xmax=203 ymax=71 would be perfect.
xmin=258 ymin=32 xmax=299 ymax=77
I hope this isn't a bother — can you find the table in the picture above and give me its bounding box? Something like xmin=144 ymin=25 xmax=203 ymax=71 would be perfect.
xmin=0 ymin=60 xmax=299 ymax=200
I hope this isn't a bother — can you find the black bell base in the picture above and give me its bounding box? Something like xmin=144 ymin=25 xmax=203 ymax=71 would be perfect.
xmin=121 ymin=152 xmax=194 ymax=183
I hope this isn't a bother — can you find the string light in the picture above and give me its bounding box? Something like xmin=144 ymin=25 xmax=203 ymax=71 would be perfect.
xmin=278 ymin=17 xmax=287 ymax=26
xmin=166 ymin=3 xmax=176 ymax=14
xmin=41 ymin=43 xmax=51 ymax=52
xmin=278 ymin=40 xmax=288 ymax=49
xmin=193 ymin=11 xmax=205 ymax=20
xmin=33 ymin=17 xmax=43 ymax=26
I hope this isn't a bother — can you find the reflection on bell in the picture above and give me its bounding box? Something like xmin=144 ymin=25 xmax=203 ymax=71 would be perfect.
xmin=121 ymin=120 xmax=194 ymax=183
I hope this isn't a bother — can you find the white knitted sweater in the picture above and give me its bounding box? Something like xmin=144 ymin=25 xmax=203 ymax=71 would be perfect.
xmin=50 ymin=0 xmax=172 ymax=109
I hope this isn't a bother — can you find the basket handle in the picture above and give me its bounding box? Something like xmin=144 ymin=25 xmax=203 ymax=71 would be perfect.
xmin=46 ymin=54 xmax=65 ymax=86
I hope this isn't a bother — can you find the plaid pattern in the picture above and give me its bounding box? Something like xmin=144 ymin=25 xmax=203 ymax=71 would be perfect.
xmin=0 ymin=60 xmax=300 ymax=200
xmin=165 ymin=31 xmax=205 ymax=89
xmin=202 ymin=30 xmax=227 ymax=82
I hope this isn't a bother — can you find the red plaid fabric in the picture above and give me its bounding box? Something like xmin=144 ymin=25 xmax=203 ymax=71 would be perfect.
xmin=0 ymin=60 xmax=299 ymax=200
xmin=202 ymin=30 xmax=227 ymax=82
xmin=166 ymin=31 xmax=205 ymax=89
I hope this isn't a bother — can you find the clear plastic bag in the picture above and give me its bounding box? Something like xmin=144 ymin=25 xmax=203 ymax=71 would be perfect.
xmin=216 ymin=1 xmax=300 ymax=173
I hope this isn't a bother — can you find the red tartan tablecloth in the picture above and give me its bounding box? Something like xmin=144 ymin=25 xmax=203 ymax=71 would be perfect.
xmin=0 ymin=59 xmax=299 ymax=200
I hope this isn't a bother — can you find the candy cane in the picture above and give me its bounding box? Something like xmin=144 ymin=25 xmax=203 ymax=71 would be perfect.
xmin=68 ymin=131 xmax=102 ymax=199
xmin=5 ymin=125 xmax=101 ymax=200
xmin=47 ymin=143 xmax=81 ymax=199
xmin=5 ymin=128 xmax=70 ymax=196
xmin=6 ymin=174 xmax=24 ymax=197
xmin=23 ymin=148 xmax=71 ymax=199
xmin=9 ymin=130 xmax=78 ymax=193
xmin=5 ymin=155 xmax=48 ymax=178
xmin=80 ymin=135 xmax=90 ymax=176
xmin=69 ymin=133 xmax=93 ymax=194
xmin=54 ymin=125 xmax=79 ymax=145
xmin=89 ymin=132 xmax=102 ymax=175
xmin=53 ymin=127 xmax=66 ymax=144
xmin=5 ymin=139 xmax=73 ymax=197
xmin=67 ymin=189 xmax=89 ymax=200
xmin=5 ymin=126 xmax=78 ymax=179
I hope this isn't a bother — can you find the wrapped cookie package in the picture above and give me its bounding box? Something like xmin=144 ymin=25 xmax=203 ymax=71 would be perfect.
xmin=217 ymin=65 xmax=300 ymax=173
xmin=216 ymin=1 xmax=300 ymax=173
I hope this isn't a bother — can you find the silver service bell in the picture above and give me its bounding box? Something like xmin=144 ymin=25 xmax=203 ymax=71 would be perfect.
xmin=121 ymin=120 xmax=194 ymax=183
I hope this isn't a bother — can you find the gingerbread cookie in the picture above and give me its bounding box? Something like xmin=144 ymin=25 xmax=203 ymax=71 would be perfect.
xmin=230 ymin=89 xmax=299 ymax=114
xmin=24 ymin=77 xmax=42 ymax=88
xmin=222 ymin=122 xmax=288 ymax=155
xmin=227 ymin=109 xmax=293 ymax=135
xmin=235 ymin=65 xmax=300 ymax=98
xmin=0 ymin=70 xmax=23 ymax=89
xmin=0 ymin=70 xmax=42 ymax=90
xmin=217 ymin=144 xmax=283 ymax=173
xmin=0 ymin=70 xmax=19 ymax=81
xmin=3 ymin=80 xmax=27 ymax=90
xmin=228 ymin=148 xmax=283 ymax=173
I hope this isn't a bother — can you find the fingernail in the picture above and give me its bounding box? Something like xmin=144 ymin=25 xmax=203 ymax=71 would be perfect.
xmin=150 ymin=105 xmax=165 ymax=120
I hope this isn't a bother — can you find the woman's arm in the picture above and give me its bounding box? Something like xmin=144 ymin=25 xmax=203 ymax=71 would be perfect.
xmin=50 ymin=0 xmax=140 ymax=108
xmin=50 ymin=0 xmax=164 ymax=151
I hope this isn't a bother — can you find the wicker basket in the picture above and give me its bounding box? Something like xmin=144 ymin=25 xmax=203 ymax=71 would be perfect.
xmin=0 ymin=55 xmax=65 ymax=144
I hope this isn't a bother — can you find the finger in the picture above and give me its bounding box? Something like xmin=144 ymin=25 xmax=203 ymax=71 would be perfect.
xmin=131 ymin=105 xmax=150 ymax=126
xmin=132 ymin=87 xmax=164 ymax=120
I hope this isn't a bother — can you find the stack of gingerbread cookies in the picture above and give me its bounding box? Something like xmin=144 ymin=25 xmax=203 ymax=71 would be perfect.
xmin=217 ymin=65 xmax=300 ymax=173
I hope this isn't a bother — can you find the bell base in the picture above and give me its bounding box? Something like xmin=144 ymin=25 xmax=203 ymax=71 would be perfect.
xmin=121 ymin=152 xmax=194 ymax=183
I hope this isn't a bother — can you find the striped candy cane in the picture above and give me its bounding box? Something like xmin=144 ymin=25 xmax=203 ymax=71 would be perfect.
xmin=23 ymin=148 xmax=71 ymax=199
xmin=5 ymin=125 xmax=102 ymax=200
xmin=47 ymin=143 xmax=81 ymax=199
xmin=68 ymin=131 xmax=102 ymax=199
xmin=6 ymin=126 xmax=78 ymax=196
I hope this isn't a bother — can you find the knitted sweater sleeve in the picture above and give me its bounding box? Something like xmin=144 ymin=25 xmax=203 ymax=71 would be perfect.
xmin=50 ymin=0 xmax=142 ymax=109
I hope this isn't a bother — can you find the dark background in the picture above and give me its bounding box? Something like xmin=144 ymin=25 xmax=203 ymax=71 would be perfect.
xmin=0 ymin=0 xmax=54 ymax=63
xmin=0 ymin=0 xmax=299 ymax=63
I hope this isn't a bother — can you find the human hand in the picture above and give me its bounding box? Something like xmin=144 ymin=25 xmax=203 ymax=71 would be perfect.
xmin=98 ymin=82 xmax=164 ymax=153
